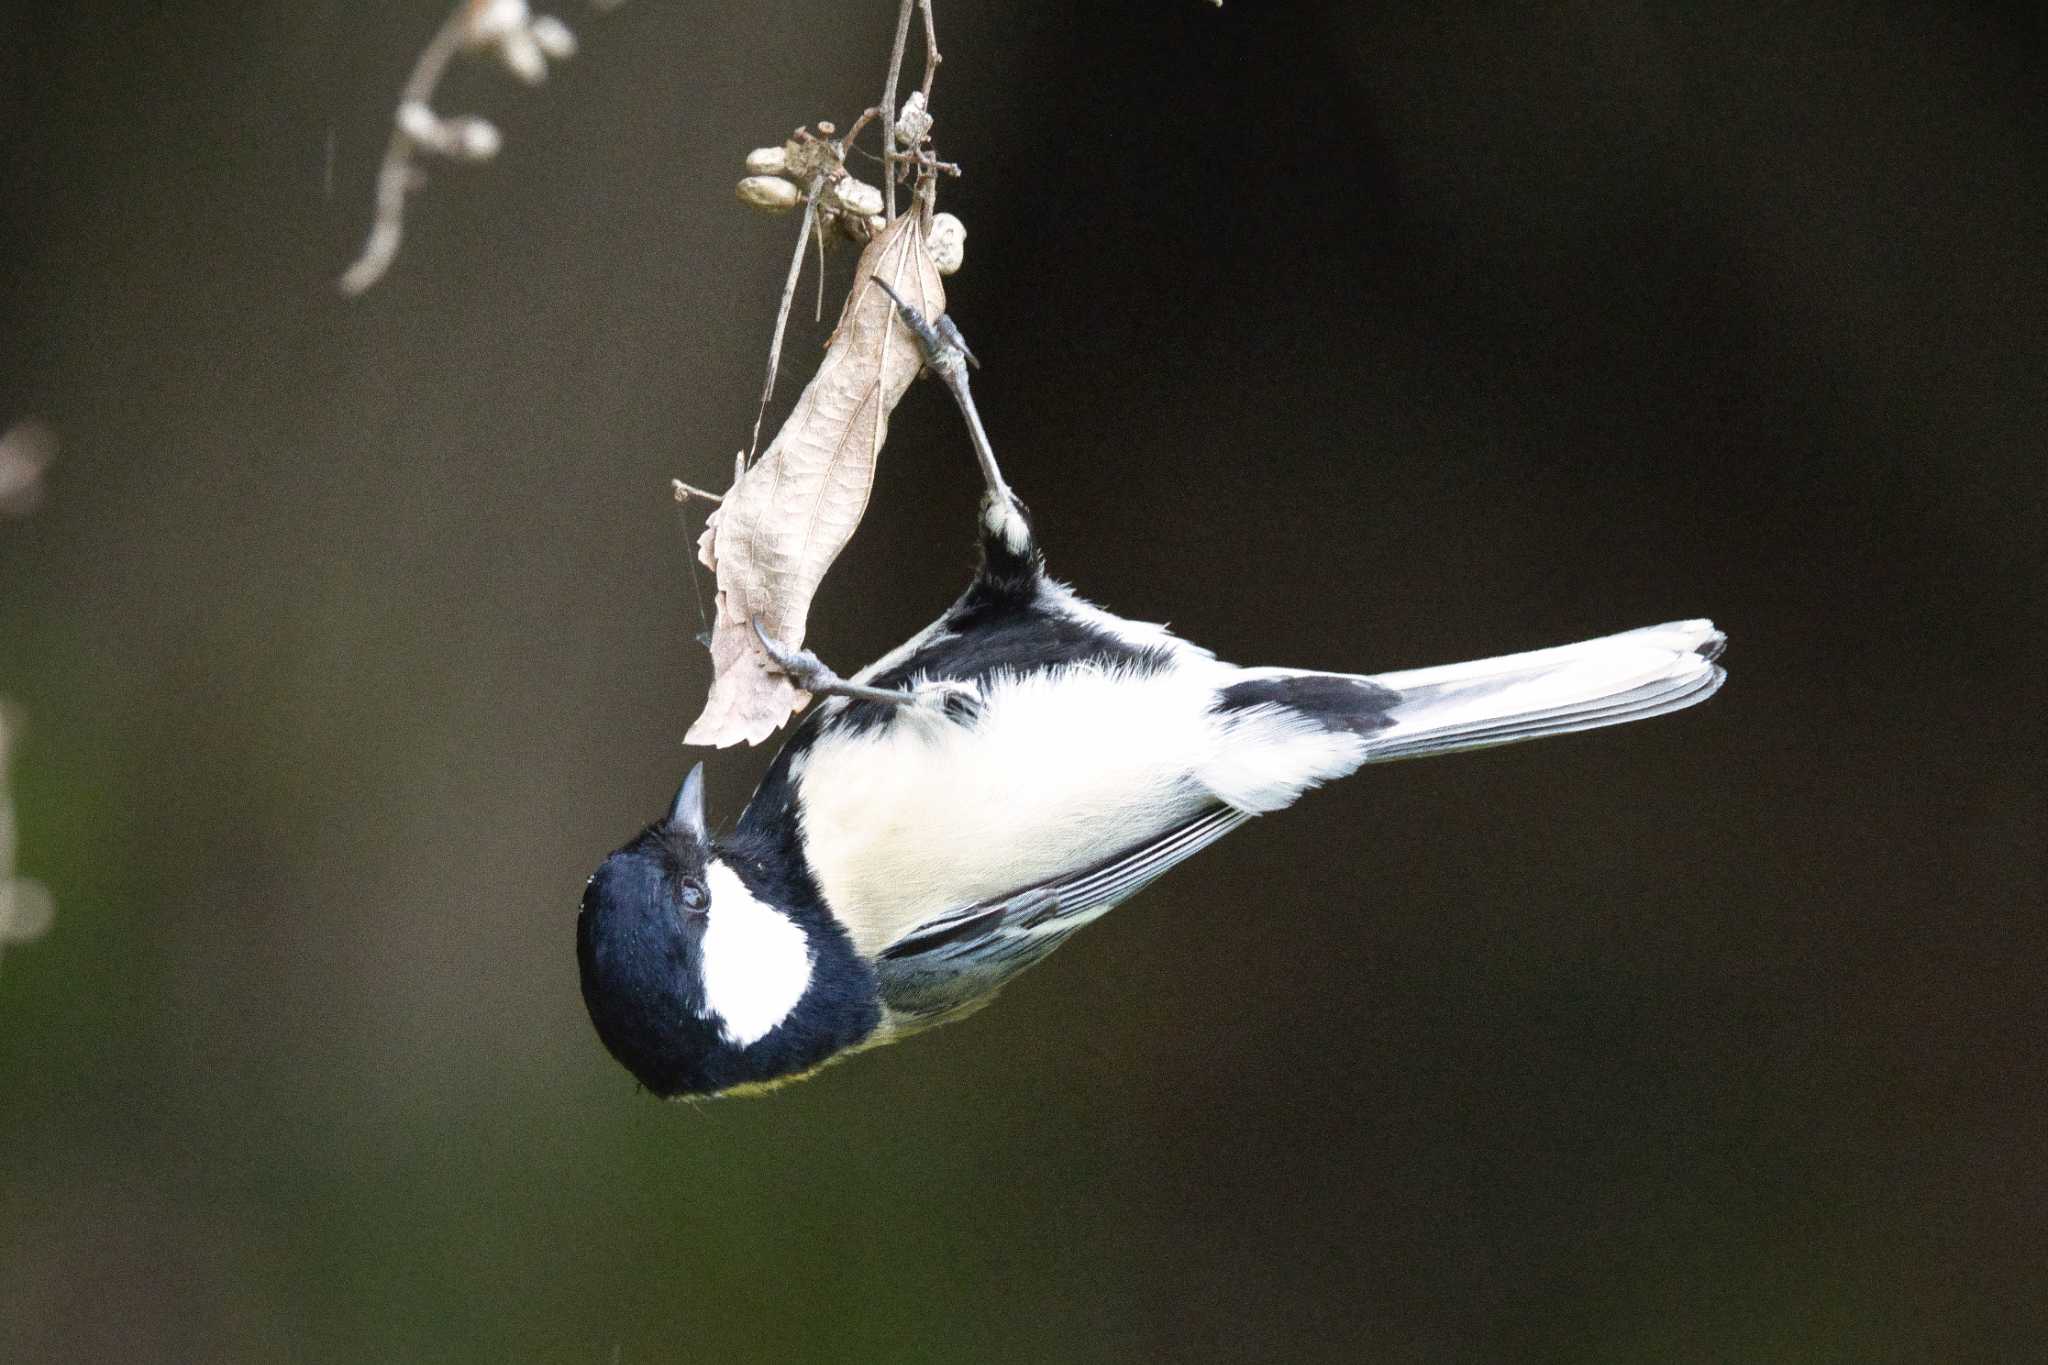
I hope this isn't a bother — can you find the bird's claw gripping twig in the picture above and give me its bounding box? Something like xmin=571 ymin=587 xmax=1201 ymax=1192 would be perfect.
xmin=752 ymin=620 xmax=920 ymax=708
xmin=870 ymin=279 xmax=1011 ymax=507
xmin=870 ymin=277 xmax=977 ymax=372
xmin=873 ymin=277 xmax=979 ymax=372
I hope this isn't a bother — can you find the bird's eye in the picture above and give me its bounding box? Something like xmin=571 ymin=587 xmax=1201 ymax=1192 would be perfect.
xmin=679 ymin=880 xmax=709 ymax=915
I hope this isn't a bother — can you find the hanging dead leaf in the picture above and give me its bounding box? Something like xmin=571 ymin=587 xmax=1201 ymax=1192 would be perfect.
xmin=685 ymin=214 xmax=945 ymax=747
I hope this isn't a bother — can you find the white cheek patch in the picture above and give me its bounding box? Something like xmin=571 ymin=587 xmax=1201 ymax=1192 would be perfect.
xmin=698 ymin=861 xmax=813 ymax=1048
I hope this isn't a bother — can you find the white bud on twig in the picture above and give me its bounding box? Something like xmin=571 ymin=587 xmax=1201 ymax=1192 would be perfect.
xmin=496 ymin=27 xmax=549 ymax=82
xmin=894 ymin=89 xmax=933 ymax=148
xmin=449 ymin=116 xmax=503 ymax=161
xmin=529 ymin=15 xmax=577 ymax=59
xmin=397 ymin=100 xmax=442 ymax=145
xmin=340 ymin=0 xmax=621 ymax=295
xmin=745 ymin=146 xmax=790 ymax=177
xmin=928 ymin=212 xmax=966 ymax=275
xmin=466 ymin=0 xmax=531 ymax=42
xmin=465 ymin=0 xmax=575 ymax=83
xmin=737 ymin=175 xmax=802 ymax=213
xmin=398 ymin=103 xmax=501 ymax=161
xmin=831 ymin=177 xmax=884 ymax=219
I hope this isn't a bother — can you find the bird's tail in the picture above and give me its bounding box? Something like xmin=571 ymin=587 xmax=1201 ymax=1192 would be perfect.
xmin=1360 ymin=619 xmax=1727 ymax=762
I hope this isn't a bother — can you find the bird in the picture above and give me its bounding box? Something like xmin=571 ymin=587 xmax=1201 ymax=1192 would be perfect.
xmin=576 ymin=291 xmax=1728 ymax=1100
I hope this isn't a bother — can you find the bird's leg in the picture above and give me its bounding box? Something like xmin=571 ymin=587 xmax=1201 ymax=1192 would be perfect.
xmin=751 ymin=620 xmax=921 ymax=708
xmin=871 ymin=278 xmax=1014 ymax=509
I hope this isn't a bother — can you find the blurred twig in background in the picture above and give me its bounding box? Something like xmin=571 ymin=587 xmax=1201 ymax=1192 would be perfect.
xmin=339 ymin=0 xmax=614 ymax=296
xmin=0 ymin=419 xmax=56 ymax=519
xmin=334 ymin=0 xmax=968 ymax=748
xmin=0 ymin=702 xmax=55 ymax=975
xmin=0 ymin=420 xmax=56 ymax=975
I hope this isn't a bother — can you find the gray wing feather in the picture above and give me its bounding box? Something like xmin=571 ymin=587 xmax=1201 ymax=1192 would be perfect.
xmin=874 ymin=804 xmax=1253 ymax=1021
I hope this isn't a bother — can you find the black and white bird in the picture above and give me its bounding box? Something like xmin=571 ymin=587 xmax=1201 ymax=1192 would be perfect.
xmin=577 ymin=294 xmax=1728 ymax=1099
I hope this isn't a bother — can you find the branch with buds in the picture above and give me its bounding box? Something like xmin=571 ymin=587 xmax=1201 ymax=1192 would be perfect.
xmin=681 ymin=0 xmax=970 ymax=747
xmin=334 ymin=1 xmax=980 ymax=747
xmin=338 ymin=0 xmax=612 ymax=297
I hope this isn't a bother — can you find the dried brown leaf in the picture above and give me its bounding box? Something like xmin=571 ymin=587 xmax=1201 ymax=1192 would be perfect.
xmin=684 ymin=215 xmax=945 ymax=747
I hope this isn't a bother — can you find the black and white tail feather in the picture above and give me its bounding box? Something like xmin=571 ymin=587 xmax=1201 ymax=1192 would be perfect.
xmin=1232 ymin=618 xmax=1729 ymax=767
xmin=1363 ymin=620 xmax=1727 ymax=759
xmin=576 ymin=297 xmax=1728 ymax=1099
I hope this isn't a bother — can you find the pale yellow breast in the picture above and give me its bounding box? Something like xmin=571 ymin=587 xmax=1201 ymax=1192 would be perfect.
xmin=796 ymin=663 xmax=1224 ymax=957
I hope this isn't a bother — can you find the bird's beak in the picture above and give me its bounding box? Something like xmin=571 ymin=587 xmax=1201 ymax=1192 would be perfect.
xmin=665 ymin=762 xmax=708 ymax=843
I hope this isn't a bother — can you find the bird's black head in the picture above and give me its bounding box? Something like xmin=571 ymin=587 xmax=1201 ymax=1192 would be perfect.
xmin=575 ymin=764 xmax=882 ymax=1098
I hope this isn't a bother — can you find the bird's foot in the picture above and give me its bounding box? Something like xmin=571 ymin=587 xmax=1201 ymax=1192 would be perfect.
xmin=871 ymin=277 xmax=978 ymax=375
xmin=751 ymin=621 xmax=920 ymax=708
xmin=870 ymin=278 xmax=1014 ymax=510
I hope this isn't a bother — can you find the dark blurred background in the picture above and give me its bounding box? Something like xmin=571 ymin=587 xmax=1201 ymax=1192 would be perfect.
xmin=3 ymin=2 xmax=2044 ymax=1360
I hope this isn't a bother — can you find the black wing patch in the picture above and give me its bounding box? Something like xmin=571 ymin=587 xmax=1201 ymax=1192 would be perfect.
xmin=874 ymin=803 xmax=1253 ymax=1021
xmin=829 ymin=579 xmax=1179 ymax=737
xmin=1213 ymin=672 xmax=1400 ymax=737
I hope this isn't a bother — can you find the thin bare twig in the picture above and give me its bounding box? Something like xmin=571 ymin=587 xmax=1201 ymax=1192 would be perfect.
xmin=339 ymin=1 xmax=593 ymax=296
xmin=918 ymin=0 xmax=941 ymax=102
xmin=338 ymin=5 xmax=477 ymax=297
xmin=878 ymin=0 xmax=916 ymax=221
xmin=813 ymin=210 xmax=828 ymax=320
xmin=671 ymin=479 xmax=724 ymax=504
xmin=843 ymin=106 xmax=884 ymax=156
xmin=747 ymin=183 xmax=823 ymax=462
xmin=877 ymin=1 xmax=942 ymax=225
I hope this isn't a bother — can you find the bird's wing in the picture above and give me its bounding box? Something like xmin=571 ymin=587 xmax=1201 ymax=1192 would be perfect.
xmin=872 ymin=802 xmax=1253 ymax=1023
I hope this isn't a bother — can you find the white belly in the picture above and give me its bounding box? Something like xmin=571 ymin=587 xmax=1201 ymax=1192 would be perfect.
xmin=795 ymin=661 xmax=1224 ymax=957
